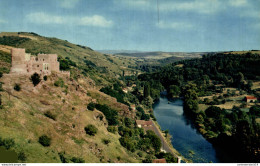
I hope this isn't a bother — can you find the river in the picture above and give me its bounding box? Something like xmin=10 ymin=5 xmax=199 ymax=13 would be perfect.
xmin=153 ymin=96 xmax=228 ymax=163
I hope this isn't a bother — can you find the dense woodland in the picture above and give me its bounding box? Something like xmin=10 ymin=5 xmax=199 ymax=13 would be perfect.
xmin=137 ymin=52 xmax=260 ymax=162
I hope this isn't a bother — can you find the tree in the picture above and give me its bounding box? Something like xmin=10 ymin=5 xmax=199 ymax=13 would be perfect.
xmin=14 ymin=84 xmax=21 ymax=91
xmin=168 ymin=85 xmax=180 ymax=97
xmin=87 ymin=102 xmax=95 ymax=111
xmin=38 ymin=135 xmax=51 ymax=147
xmin=249 ymin=106 xmax=260 ymax=117
xmin=84 ymin=124 xmax=98 ymax=136
xmin=146 ymin=130 xmax=161 ymax=152
xmin=31 ymin=73 xmax=41 ymax=86
xmin=205 ymin=106 xmax=222 ymax=118
xmin=143 ymin=83 xmax=150 ymax=98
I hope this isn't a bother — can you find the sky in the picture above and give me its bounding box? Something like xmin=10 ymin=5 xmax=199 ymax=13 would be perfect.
xmin=0 ymin=0 xmax=259 ymax=52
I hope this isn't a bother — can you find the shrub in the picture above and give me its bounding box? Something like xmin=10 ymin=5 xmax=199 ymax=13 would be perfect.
xmin=102 ymin=139 xmax=111 ymax=145
xmin=0 ymin=137 xmax=15 ymax=150
xmin=84 ymin=124 xmax=98 ymax=136
xmin=54 ymin=78 xmax=64 ymax=87
xmin=14 ymin=84 xmax=21 ymax=91
xmin=87 ymin=102 xmax=95 ymax=111
xmin=44 ymin=111 xmax=56 ymax=120
xmin=38 ymin=135 xmax=51 ymax=147
xmin=0 ymin=82 xmax=3 ymax=91
xmin=18 ymin=151 xmax=27 ymax=162
xmin=95 ymin=104 xmax=118 ymax=125
xmin=43 ymin=75 xmax=48 ymax=81
xmin=31 ymin=73 xmax=41 ymax=86
xmin=107 ymin=126 xmax=117 ymax=133
xmin=71 ymin=157 xmax=85 ymax=163
xmin=58 ymin=152 xmax=69 ymax=163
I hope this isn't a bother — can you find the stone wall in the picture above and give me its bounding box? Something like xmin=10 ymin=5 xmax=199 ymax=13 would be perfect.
xmin=10 ymin=48 xmax=67 ymax=76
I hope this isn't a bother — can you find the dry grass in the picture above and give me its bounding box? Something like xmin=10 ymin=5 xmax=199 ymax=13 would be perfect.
xmin=0 ymin=74 xmax=139 ymax=163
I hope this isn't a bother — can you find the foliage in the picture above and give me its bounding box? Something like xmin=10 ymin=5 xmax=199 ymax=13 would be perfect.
xmin=44 ymin=111 xmax=56 ymax=120
xmin=70 ymin=157 xmax=85 ymax=163
xmin=14 ymin=83 xmax=21 ymax=91
xmin=58 ymin=152 xmax=69 ymax=163
xmin=38 ymin=135 xmax=51 ymax=147
xmin=43 ymin=75 xmax=48 ymax=81
xmin=156 ymin=152 xmax=178 ymax=163
xmin=0 ymin=137 xmax=15 ymax=150
xmin=58 ymin=57 xmax=76 ymax=71
xmin=168 ymin=85 xmax=180 ymax=97
xmin=30 ymin=73 xmax=41 ymax=86
xmin=107 ymin=126 xmax=117 ymax=133
xmin=100 ymin=84 xmax=127 ymax=105
xmin=18 ymin=151 xmax=27 ymax=162
xmin=95 ymin=104 xmax=118 ymax=126
xmin=145 ymin=130 xmax=161 ymax=152
xmin=87 ymin=102 xmax=95 ymax=111
xmin=54 ymin=78 xmax=64 ymax=87
xmin=84 ymin=124 xmax=98 ymax=136
xmin=0 ymin=36 xmax=31 ymax=47
xmin=102 ymin=139 xmax=111 ymax=145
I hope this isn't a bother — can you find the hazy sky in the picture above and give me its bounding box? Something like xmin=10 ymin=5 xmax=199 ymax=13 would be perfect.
xmin=0 ymin=0 xmax=259 ymax=52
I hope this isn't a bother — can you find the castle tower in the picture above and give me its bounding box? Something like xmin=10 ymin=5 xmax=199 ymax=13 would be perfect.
xmin=10 ymin=48 xmax=28 ymax=73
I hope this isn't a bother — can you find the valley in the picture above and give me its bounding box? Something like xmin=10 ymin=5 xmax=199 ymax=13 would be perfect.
xmin=0 ymin=32 xmax=259 ymax=163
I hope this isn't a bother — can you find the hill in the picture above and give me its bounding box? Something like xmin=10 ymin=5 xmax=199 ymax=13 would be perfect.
xmin=114 ymin=51 xmax=205 ymax=73
xmin=0 ymin=32 xmax=178 ymax=163
xmin=137 ymin=51 xmax=260 ymax=162
xmin=0 ymin=32 xmax=139 ymax=85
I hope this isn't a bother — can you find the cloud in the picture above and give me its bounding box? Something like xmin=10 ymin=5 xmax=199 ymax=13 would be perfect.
xmin=240 ymin=10 xmax=260 ymax=19
xmin=27 ymin=12 xmax=64 ymax=24
xmin=0 ymin=19 xmax=6 ymax=24
xmin=60 ymin=0 xmax=80 ymax=9
xmin=159 ymin=0 xmax=222 ymax=14
xmin=116 ymin=0 xmax=253 ymax=14
xmin=26 ymin=12 xmax=113 ymax=28
xmin=80 ymin=15 xmax=113 ymax=27
xmin=228 ymin=0 xmax=248 ymax=7
xmin=157 ymin=21 xmax=193 ymax=30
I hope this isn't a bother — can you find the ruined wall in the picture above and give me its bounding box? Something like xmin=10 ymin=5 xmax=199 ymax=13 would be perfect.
xmin=10 ymin=48 xmax=63 ymax=76
xmin=10 ymin=48 xmax=27 ymax=73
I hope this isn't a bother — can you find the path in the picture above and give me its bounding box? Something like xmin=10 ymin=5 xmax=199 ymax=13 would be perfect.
xmin=143 ymin=121 xmax=182 ymax=163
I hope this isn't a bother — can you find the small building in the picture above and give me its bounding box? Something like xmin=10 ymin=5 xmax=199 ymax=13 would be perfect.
xmin=152 ymin=158 xmax=167 ymax=163
xmin=245 ymin=96 xmax=257 ymax=103
xmin=136 ymin=120 xmax=152 ymax=128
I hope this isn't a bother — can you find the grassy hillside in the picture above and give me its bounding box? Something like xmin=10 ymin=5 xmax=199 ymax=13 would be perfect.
xmin=0 ymin=72 xmax=141 ymax=163
xmin=0 ymin=32 xmax=139 ymax=85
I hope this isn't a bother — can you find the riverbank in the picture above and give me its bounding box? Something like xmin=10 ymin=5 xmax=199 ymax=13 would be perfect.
xmin=153 ymin=97 xmax=221 ymax=163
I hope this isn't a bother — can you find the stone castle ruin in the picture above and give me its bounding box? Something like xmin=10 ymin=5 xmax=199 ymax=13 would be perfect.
xmin=10 ymin=48 xmax=69 ymax=76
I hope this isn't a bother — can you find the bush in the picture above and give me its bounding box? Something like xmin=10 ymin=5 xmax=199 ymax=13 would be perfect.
xmin=0 ymin=82 xmax=3 ymax=91
xmin=44 ymin=111 xmax=56 ymax=120
xmin=38 ymin=135 xmax=51 ymax=147
xmin=54 ymin=78 xmax=64 ymax=87
xmin=18 ymin=151 xmax=27 ymax=162
xmin=58 ymin=152 xmax=69 ymax=163
xmin=14 ymin=83 xmax=21 ymax=91
xmin=87 ymin=102 xmax=95 ymax=111
xmin=84 ymin=124 xmax=98 ymax=136
xmin=31 ymin=73 xmax=41 ymax=86
xmin=71 ymin=157 xmax=85 ymax=163
xmin=102 ymin=139 xmax=111 ymax=145
xmin=107 ymin=126 xmax=117 ymax=133
xmin=95 ymin=104 xmax=118 ymax=125
xmin=0 ymin=137 xmax=15 ymax=150
xmin=43 ymin=75 xmax=48 ymax=81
